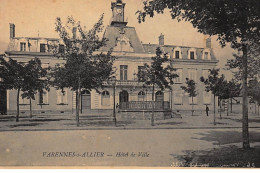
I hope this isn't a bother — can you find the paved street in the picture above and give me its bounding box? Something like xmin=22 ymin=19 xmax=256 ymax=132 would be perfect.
xmin=0 ymin=111 xmax=260 ymax=131
xmin=0 ymin=128 xmax=260 ymax=167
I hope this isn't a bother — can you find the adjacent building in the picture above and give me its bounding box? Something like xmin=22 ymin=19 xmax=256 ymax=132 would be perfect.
xmin=3 ymin=0 xmax=218 ymax=115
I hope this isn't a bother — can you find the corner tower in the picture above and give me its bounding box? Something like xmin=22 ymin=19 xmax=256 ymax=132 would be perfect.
xmin=110 ymin=0 xmax=128 ymax=27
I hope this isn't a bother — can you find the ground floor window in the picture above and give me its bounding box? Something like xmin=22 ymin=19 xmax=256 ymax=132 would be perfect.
xmin=19 ymin=92 xmax=29 ymax=105
xmin=155 ymin=91 xmax=164 ymax=101
xmin=101 ymin=91 xmax=110 ymax=106
xmin=138 ymin=91 xmax=145 ymax=101
xmin=57 ymin=89 xmax=68 ymax=104
xmin=39 ymin=90 xmax=48 ymax=104
xmin=174 ymin=91 xmax=183 ymax=104
xmin=189 ymin=96 xmax=197 ymax=105
xmin=203 ymin=91 xmax=211 ymax=104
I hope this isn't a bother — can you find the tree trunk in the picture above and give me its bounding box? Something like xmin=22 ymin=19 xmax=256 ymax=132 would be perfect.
xmin=16 ymin=88 xmax=20 ymax=122
xmin=227 ymin=99 xmax=229 ymax=116
xmin=191 ymin=96 xmax=194 ymax=116
xmin=76 ymin=77 xmax=81 ymax=127
xmin=231 ymin=97 xmax=233 ymax=113
xmin=255 ymin=102 xmax=257 ymax=114
xmin=242 ymin=43 xmax=250 ymax=149
xmin=29 ymin=98 xmax=32 ymax=118
xmin=76 ymin=89 xmax=80 ymax=127
xmin=213 ymin=94 xmax=216 ymax=125
xmin=219 ymin=99 xmax=222 ymax=119
xmin=258 ymin=105 xmax=259 ymax=116
xmin=151 ymin=84 xmax=155 ymax=126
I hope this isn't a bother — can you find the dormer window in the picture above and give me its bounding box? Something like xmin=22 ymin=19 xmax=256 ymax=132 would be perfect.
xmin=40 ymin=44 xmax=46 ymax=52
xmin=204 ymin=52 xmax=209 ymax=59
xmin=175 ymin=51 xmax=180 ymax=59
xmin=173 ymin=47 xmax=182 ymax=59
xmin=202 ymin=49 xmax=211 ymax=60
xmin=20 ymin=42 xmax=26 ymax=51
xmin=190 ymin=51 xmax=195 ymax=59
xmin=188 ymin=48 xmax=197 ymax=60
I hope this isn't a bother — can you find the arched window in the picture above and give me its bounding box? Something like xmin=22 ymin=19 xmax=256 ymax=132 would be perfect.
xmin=138 ymin=91 xmax=145 ymax=101
xmin=155 ymin=91 xmax=164 ymax=102
xmin=81 ymin=90 xmax=90 ymax=95
xmin=101 ymin=91 xmax=110 ymax=106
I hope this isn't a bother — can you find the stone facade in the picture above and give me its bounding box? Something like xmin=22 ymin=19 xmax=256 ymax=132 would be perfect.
xmin=4 ymin=0 xmax=218 ymax=114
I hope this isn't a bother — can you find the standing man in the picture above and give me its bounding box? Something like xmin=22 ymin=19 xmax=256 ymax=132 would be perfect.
xmin=206 ymin=105 xmax=209 ymax=116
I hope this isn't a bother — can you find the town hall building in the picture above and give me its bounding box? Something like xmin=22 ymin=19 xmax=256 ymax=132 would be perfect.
xmin=2 ymin=0 xmax=218 ymax=115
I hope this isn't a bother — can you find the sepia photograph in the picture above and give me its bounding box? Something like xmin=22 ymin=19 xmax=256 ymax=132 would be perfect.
xmin=0 ymin=0 xmax=260 ymax=168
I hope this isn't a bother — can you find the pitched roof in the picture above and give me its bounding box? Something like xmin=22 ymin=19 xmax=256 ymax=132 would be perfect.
xmin=142 ymin=44 xmax=217 ymax=60
xmin=100 ymin=26 xmax=145 ymax=53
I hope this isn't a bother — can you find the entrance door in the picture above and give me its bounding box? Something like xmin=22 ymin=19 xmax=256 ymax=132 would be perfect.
xmin=81 ymin=90 xmax=91 ymax=110
xmin=119 ymin=90 xmax=129 ymax=109
xmin=119 ymin=90 xmax=129 ymax=103
xmin=0 ymin=89 xmax=7 ymax=115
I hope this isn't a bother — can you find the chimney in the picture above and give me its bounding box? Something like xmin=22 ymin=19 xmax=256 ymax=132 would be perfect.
xmin=9 ymin=23 xmax=15 ymax=39
xmin=206 ymin=37 xmax=211 ymax=48
xmin=159 ymin=33 xmax=164 ymax=45
xmin=72 ymin=27 xmax=77 ymax=39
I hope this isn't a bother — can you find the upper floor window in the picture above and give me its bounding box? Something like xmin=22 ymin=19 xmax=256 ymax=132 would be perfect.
xmin=59 ymin=44 xmax=65 ymax=53
xmin=174 ymin=69 xmax=183 ymax=83
xmin=120 ymin=65 xmax=128 ymax=81
xmin=138 ymin=66 xmax=144 ymax=73
xmin=40 ymin=44 xmax=46 ymax=52
xmin=202 ymin=69 xmax=210 ymax=79
xmin=20 ymin=42 xmax=26 ymax=51
xmin=188 ymin=69 xmax=197 ymax=81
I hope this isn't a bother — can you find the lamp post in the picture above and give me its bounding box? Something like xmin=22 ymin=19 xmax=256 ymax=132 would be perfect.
xmin=111 ymin=76 xmax=117 ymax=126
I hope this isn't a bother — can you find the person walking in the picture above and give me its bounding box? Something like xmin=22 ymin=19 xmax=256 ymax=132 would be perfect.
xmin=206 ymin=105 xmax=209 ymax=116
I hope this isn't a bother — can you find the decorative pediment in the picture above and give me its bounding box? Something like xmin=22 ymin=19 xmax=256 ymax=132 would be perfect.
xmin=113 ymin=34 xmax=134 ymax=52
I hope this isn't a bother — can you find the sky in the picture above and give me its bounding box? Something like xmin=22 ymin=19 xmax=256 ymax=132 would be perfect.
xmin=0 ymin=0 xmax=235 ymax=78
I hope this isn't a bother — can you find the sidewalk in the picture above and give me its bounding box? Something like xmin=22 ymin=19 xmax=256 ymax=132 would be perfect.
xmin=0 ymin=111 xmax=260 ymax=131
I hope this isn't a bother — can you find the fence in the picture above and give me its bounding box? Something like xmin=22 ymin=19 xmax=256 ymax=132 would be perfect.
xmin=120 ymin=101 xmax=170 ymax=111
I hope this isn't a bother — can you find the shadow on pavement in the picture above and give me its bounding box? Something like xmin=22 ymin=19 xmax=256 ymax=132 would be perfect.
xmin=65 ymin=120 xmax=135 ymax=127
xmin=171 ymin=145 xmax=260 ymax=167
xmin=192 ymin=130 xmax=260 ymax=145
xmin=8 ymin=123 xmax=43 ymax=128
xmin=156 ymin=122 xmax=184 ymax=126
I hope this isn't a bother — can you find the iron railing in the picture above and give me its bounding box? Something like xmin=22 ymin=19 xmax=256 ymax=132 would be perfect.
xmin=120 ymin=101 xmax=170 ymax=110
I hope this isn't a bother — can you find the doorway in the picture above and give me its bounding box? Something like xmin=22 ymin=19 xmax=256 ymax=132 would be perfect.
xmin=119 ymin=90 xmax=129 ymax=109
xmin=81 ymin=90 xmax=91 ymax=111
xmin=119 ymin=90 xmax=129 ymax=103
